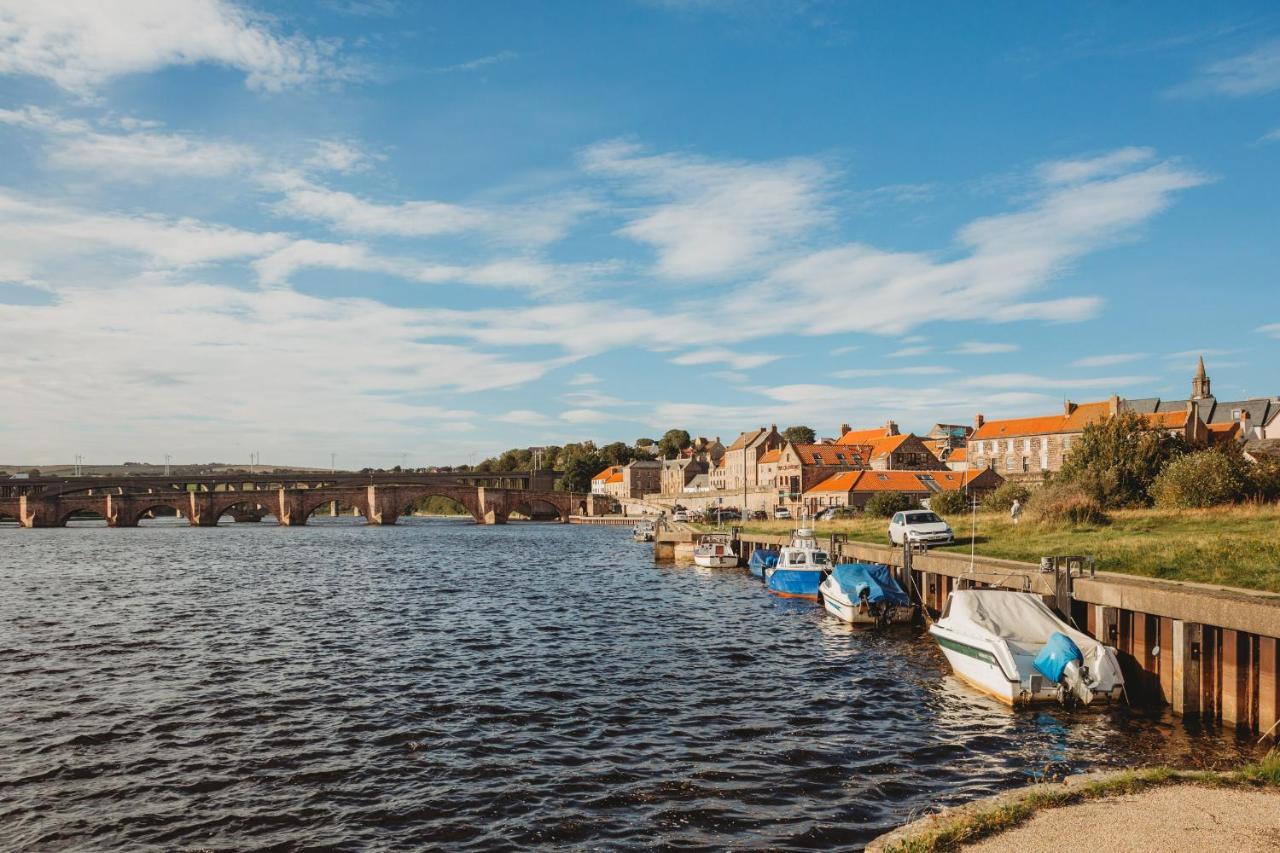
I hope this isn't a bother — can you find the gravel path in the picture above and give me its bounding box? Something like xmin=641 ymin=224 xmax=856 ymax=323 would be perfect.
xmin=964 ymin=784 xmax=1280 ymax=852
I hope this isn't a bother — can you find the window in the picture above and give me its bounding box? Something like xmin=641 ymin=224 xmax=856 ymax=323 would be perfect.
xmin=1007 ymin=457 xmax=1016 ymax=471
xmin=1232 ymin=409 xmax=1242 ymax=419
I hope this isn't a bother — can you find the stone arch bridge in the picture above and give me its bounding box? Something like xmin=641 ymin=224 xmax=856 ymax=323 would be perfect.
xmin=0 ymin=484 xmax=605 ymax=528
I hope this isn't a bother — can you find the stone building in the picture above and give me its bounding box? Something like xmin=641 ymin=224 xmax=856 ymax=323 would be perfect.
xmin=968 ymin=395 xmax=1208 ymax=482
xmin=621 ymin=459 xmax=661 ymax=499
xmin=1123 ymin=358 xmax=1280 ymax=442
xmin=835 ymin=421 xmax=946 ymax=470
xmin=722 ymin=425 xmax=785 ymax=490
xmin=773 ymin=442 xmax=872 ymax=505
xmin=591 ymin=465 xmax=622 ymax=495
xmin=803 ymin=468 xmax=1004 ymax=512
xmin=661 ymin=457 xmax=707 ymax=495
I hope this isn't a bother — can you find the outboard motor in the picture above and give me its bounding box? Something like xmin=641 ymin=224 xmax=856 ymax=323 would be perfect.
xmin=1033 ymin=632 xmax=1093 ymax=705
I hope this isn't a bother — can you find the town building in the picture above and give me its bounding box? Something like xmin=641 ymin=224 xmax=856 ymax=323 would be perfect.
xmin=773 ymin=442 xmax=872 ymax=505
xmin=1122 ymin=358 xmax=1280 ymax=442
xmin=924 ymin=423 xmax=973 ymax=465
xmin=661 ymin=457 xmax=708 ymax=495
xmin=802 ymin=468 xmax=1005 ymax=512
xmin=968 ymin=395 xmax=1208 ymax=481
xmin=835 ymin=421 xmax=946 ymax=470
xmin=621 ymin=459 xmax=662 ymax=499
xmin=590 ymin=465 xmax=622 ymax=495
xmin=722 ymin=425 xmax=785 ymax=490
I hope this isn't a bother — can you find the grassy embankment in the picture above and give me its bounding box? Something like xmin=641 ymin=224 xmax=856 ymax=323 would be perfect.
xmin=882 ymin=751 xmax=1280 ymax=852
xmin=700 ymin=504 xmax=1280 ymax=592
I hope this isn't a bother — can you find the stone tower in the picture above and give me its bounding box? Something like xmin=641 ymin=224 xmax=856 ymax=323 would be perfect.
xmin=1191 ymin=356 xmax=1212 ymax=400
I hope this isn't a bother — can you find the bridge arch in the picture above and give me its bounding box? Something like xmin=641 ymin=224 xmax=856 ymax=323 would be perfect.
xmin=208 ymin=497 xmax=278 ymax=523
xmin=57 ymin=507 xmax=107 ymax=526
xmin=302 ymin=497 xmax=367 ymax=522
xmin=509 ymin=497 xmax=569 ymax=522
xmin=131 ymin=503 xmax=189 ymax=525
xmin=390 ymin=486 xmax=483 ymax=524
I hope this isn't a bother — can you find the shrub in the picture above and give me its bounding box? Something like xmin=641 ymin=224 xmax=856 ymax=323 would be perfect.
xmin=1151 ymin=449 xmax=1248 ymax=508
xmin=1247 ymin=457 xmax=1280 ymax=503
xmin=927 ymin=489 xmax=971 ymax=516
xmin=865 ymin=491 xmax=913 ymax=518
xmin=1028 ymin=483 xmax=1109 ymax=527
xmin=981 ymin=481 xmax=1032 ymax=513
xmin=1056 ymin=411 xmax=1188 ymax=507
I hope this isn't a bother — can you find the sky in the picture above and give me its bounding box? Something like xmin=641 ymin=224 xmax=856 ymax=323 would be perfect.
xmin=0 ymin=0 xmax=1277 ymax=468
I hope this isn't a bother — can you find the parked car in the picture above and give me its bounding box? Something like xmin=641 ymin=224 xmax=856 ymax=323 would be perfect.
xmin=688 ymin=510 xmax=706 ymax=523
xmin=749 ymin=509 xmax=768 ymax=521
xmin=710 ymin=507 xmax=741 ymax=522
xmin=888 ymin=510 xmax=955 ymax=546
xmin=816 ymin=506 xmax=856 ymax=520
xmin=773 ymin=506 xmax=791 ymax=519
xmin=672 ymin=510 xmax=689 ymax=522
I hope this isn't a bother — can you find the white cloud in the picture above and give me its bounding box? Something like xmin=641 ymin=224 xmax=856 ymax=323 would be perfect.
xmin=1071 ymin=352 xmax=1146 ymax=367
xmin=1173 ymin=40 xmax=1280 ymax=98
xmin=496 ymin=409 xmax=554 ymax=425
xmin=561 ymin=408 xmax=610 ymax=423
xmin=669 ymin=347 xmax=779 ymax=369
xmin=1265 ymin=128 xmax=1280 ymax=144
xmin=949 ymin=341 xmax=1019 ymax=355
xmin=581 ymin=139 xmax=830 ymax=280
xmin=1039 ymin=147 xmax=1155 ymax=185
xmin=831 ymin=366 xmax=954 ymax=378
xmin=1255 ymin=324 xmax=1280 ymax=339
xmin=429 ymin=50 xmax=518 ymax=74
xmin=304 ymin=140 xmax=377 ymax=173
xmin=0 ymin=0 xmax=349 ymax=94
xmin=888 ymin=346 xmax=931 ymax=358
xmin=265 ymin=172 xmax=489 ymax=237
xmin=957 ymin=373 xmax=1156 ymax=390
xmin=568 ymin=372 xmax=602 ymax=386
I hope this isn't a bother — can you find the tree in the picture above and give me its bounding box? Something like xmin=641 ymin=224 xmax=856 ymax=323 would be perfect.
xmin=599 ymin=441 xmax=638 ymax=466
xmin=1151 ymin=448 xmax=1248 ymax=508
xmin=556 ymin=452 xmax=606 ymax=493
xmin=1055 ymin=411 xmax=1188 ymax=507
xmin=657 ymin=429 xmax=692 ymax=459
xmin=635 ymin=437 xmax=656 ymax=447
xmin=782 ymin=425 xmax=816 ymax=445
xmin=865 ymin=491 xmax=913 ymax=517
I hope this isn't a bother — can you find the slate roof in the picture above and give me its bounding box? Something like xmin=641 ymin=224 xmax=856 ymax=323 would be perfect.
xmin=1129 ymin=396 xmax=1280 ymax=426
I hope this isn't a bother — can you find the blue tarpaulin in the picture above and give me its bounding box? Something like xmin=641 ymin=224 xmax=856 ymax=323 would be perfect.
xmin=829 ymin=563 xmax=910 ymax=606
xmin=748 ymin=549 xmax=779 ymax=578
xmin=1033 ymin=631 xmax=1084 ymax=684
xmin=767 ymin=568 xmax=822 ymax=597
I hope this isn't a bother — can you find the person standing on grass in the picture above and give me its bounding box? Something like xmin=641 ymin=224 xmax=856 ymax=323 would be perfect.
xmin=1010 ymin=498 xmax=1022 ymax=525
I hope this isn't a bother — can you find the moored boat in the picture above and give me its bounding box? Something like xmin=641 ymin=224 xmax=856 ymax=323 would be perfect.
xmin=929 ymin=589 xmax=1125 ymax=706
xmin=819 ymin=562 xmax=917 ymax=626
xmin=764 ymin=528 xmax=828 ymax=600
xmin=692 ymin=532 xmax=739 ymax=568
xmin=747 ymin=547 xmax=779 ymax=578
xmin=631 ymin=520 xmax=655 ymax=542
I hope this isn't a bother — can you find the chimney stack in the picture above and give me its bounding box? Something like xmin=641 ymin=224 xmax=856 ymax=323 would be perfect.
xmin=1108 ymin=394 xmax=1121 ymax=416
xmin=1240 ymin=409 xmax=1251 ymax=438
xmin=974 ymin=413 xmax=985 ymax=430
xmin=885 ymin=419 xmax=899 ymax=436
xmin=1064 ymin=400 xmax=1077 ymax=416
xmin=840 ymin=423 xmax=851 ymax=436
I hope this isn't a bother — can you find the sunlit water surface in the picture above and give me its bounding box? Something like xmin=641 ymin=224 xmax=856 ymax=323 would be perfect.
xmin=0 ymin=518 xmax=1259 ymax=850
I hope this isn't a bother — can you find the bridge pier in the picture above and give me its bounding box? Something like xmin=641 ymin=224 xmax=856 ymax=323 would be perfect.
xmin=275 ymin=490 xmax=309 ymax=526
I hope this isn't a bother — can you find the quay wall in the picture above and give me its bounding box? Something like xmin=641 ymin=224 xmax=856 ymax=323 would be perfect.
xmin=678 ymin=530 xmax=1280 ymax=738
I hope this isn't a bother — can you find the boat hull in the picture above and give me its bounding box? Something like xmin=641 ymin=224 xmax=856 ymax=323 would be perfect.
xmin=766 ymin=568 xmax=823 ymax=600
xmin=693 ymin=554 xmax=739 ymax=568
xmin=821 ymin=593 xmax=917 ymax=626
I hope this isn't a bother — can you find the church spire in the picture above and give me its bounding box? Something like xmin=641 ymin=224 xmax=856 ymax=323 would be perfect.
xmin=1192 ymin=356 xmax=1211 ymax=400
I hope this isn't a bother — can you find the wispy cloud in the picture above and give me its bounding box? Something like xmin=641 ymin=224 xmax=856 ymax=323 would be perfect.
xmin=1257 ymin=323 xmax=1280 ymax=340
xmin=0 ymin=0 xmax=354 ymax=95
xmin=428 ymin=50 xmax=518 ymax=74
xmin=561 ymin=408 xmax=611 ymax=424
xmin=888 ymin=346 xmax=931 ymax=358
xmin=1072 ymin=352 xmax=1146 ymax=367
xmin=949 ymin=341 xmax=1019 ymax=355
xmin=568 ymin=372 xmax=602 ymax=386
xmin=958 ymin=373 xmax=1156 ymax=390
xmin=831 ymin=366 xmax=955 ymax=379
xmin=670 ymin=347 xmax=780 ymax=369
xmin=1171 ymin=39 xmax=1280 ymax=98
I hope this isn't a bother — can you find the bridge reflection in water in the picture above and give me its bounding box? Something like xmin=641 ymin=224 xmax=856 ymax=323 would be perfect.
xmin=0 ymin=473 xmax=604 ymax=528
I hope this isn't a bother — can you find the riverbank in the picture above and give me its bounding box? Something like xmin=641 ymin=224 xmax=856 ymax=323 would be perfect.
xmin=869 ymin=753 xmax=1280 ymax=852
xmin=705 ymin=504 xmax=1280 ymax=592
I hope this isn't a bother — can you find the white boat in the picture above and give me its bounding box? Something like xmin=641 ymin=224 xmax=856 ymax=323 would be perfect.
xmin=819 ymin=562 xmax=917 ymax=626
xmin=631 ymin=520 xmax=655 ymax=542
xmin=763 ymin=527 xmax=828 ymax=599
xmin=929 ymin=589 xmax=1125 ymax=706
xmin=692 ymin=532 xmax=738 ymax=568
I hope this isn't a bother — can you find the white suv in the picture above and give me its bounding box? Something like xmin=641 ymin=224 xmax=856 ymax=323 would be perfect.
xmin=671 ymin=510 xmax=689 ymax=522
xmin=888 ymin=510 xmax=954 ymax=546
xmin=773 ymin=506 xmax=791 ymax=519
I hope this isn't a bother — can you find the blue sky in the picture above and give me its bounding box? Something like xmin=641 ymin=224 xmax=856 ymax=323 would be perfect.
xmin=0 ymin=0 xmax=1277 ymax=467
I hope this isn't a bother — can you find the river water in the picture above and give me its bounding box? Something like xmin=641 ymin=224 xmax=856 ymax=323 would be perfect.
xmin=0 ymin=518 xmax=1260 ymax=850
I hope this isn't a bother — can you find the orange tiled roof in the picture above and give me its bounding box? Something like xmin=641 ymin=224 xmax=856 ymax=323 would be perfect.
xmin=604 ymin=471 xmax=624 ymax=484
xmin=805 ymin=469 xmax=983 ymax=495
xmin=865 ymin=433 xmax=910 ymax=456
xmin=947 ymin=447 xmax=968 ymax=463
xmin=591 ymin=465 xmax=620 ymax=481
xmin=1144 ymin=410 xmax=1190 ymax=429
xmin=727 ymin=428 xmax=766 ymax=451
xmin=757 ymin=449 xmax=781 ymax=464
xmin=836 ymin=426 xmax=896 ymax=446
xmin=973 ymin=401 xmax=1111 ymax=440
xmin=793 ymin=443 xmax=866 ymax=466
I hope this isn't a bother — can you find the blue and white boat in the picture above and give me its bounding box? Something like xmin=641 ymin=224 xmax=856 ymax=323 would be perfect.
xmin=764 ymin=528 xmax=828 ymax=600
xmin=820 ymin=562 xmax=917 ymax=626
xmin=747 ymin=547 xmax=779 ymax=579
